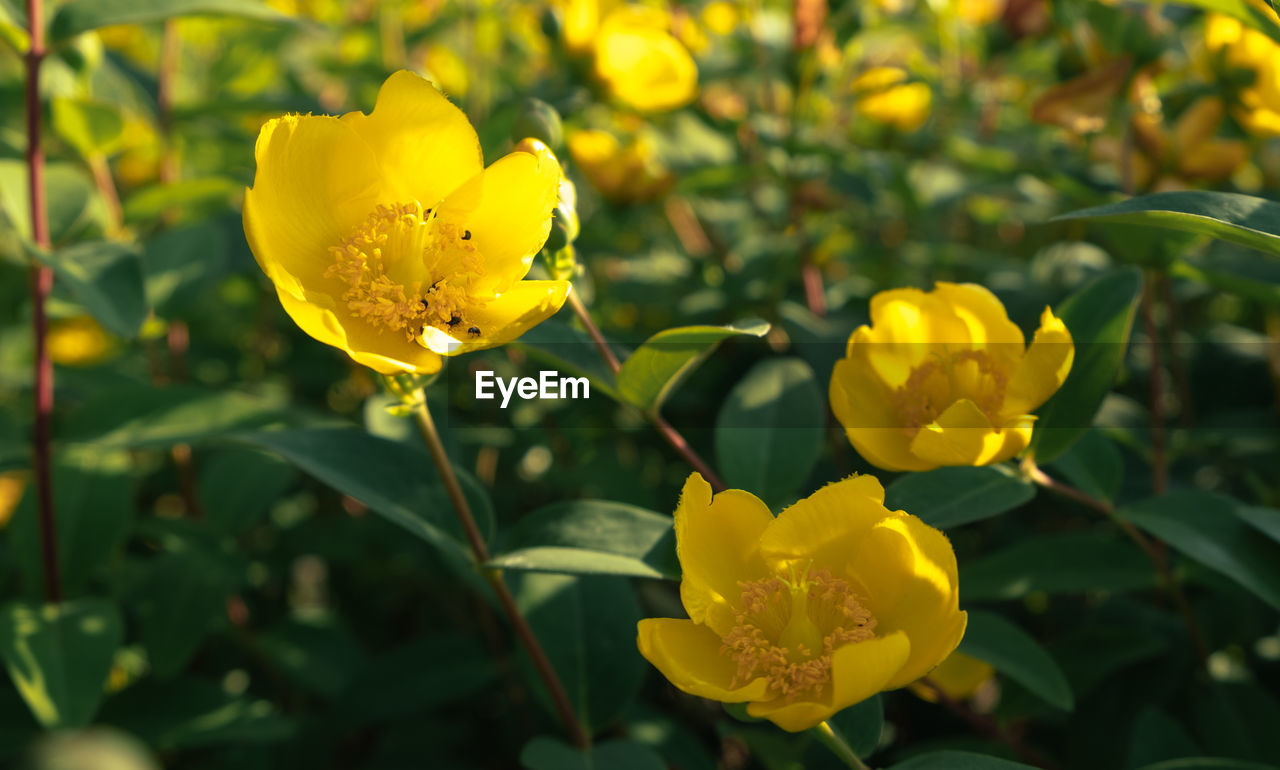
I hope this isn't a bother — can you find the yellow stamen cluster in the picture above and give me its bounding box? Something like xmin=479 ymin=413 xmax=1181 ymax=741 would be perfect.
xmin=721 ymin=568 xmax=876 ymax=700
xmin=325 ymin=202 xmax=486 ymax=340
xmin=891 ymin=350 xmax=1009 ymax=428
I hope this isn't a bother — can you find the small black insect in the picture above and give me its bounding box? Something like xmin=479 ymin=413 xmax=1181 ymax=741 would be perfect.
xmin=467 ymin=326 xmax=481 ymax=337
xmin=446 ymin=314 xmax=462 ymax=328
xmin=418 ymin=299 xmax=430 ymax=310
xmin=461 ymin=230 xmax=472 ymax=241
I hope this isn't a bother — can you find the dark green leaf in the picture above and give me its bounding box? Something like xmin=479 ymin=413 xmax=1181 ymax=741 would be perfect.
xmin=1235 ymin=506 xmax=1280 ymax=546
xmin=198 ymin=448 xmax=297 ymax=534
xmin=34 ymin=241 xmax=147 ymax=338
xmin=99 ymin=679 xmax=294 ymax=750
xmin=1031 ymin=267 xmax=1142 ymax=463
xmin=0 ymin=599 xmax=122 ymax=728
xmin=825 ymin=694 xmax=883 ymax=759
xmin=884 ymin=466 xmax=1033 ymax=529
xmin=958 ymin=611 xmax=1074 ymax=710
xmin=715 ymin=357 xmax=824 ymax=506
xmin=1120 ymin=492 xmax=1280 ymax=611
xmin=960 ymin=531 xmax=1156 ymax=600
xmin=52 ymin=0 xmax=291 ymax=41
xmin=1056 ymin=191 xmax=1280 ymax=259
xmin=1134 ymin=762 xmax=1280 ymax=770
xmin=491 ymin=500 xmax=675 ymax=579
xmin=617 ymin=321 xmax=769 ymax=413
xmin=521 ymin=737 xmax=667 ymax=770
xmin=512 ymin=573 xmax=644 ymax=734
xmin=890 ymin=751 xmax=1039 ymax=769
xmin=144 ymin=223 xmax=230 ymax=316
xmin=1047 ymin=429 xmax=1123 ymax=502
xmin=1173 ymin=252 xmax=1280 ymax=307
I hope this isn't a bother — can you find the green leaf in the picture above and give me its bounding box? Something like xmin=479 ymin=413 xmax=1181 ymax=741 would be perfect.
xmin=884 ymin=466 xmax=1033 ymax=529
xmin=825 ymin=694 xmax=883 ymax=759
xmin=144 ymin=223 xmax=229 ymax=316
xmin=8 ymin=451 xmax=134 ymax=595
xmin=959 ymin=611 xmax=1073 ymax=711
xmin=960 ymin=531 xmax=1156 ymax=600
xmin=197 ymin=449 xmax=296 ymax=534
xmin=1134 ymin=762 xmax=1280 ymax=770
xmin=51 ymin=0 xmax=291 ymax=41
xmin=64 ymin=384 xmax=298 ymax=449
xmin=1235 ymin=506 xmax=1280 ymax=546
xmin=0 ymin=599 xmax=122 ymax=728
xmin=122 ymin=177 xmax=241 ymax=224
xmin=98 ymin=679 xmax=294 ymax=750
xmin=1056 ymin=191 xmax=1280 ymax=259
xmin=1172 ymin=251 xmax=1280 ymax=307
xmin=512 ymin=573 xmax=644 ymax=734
xmin=715 ymin=358 xmax=823 ymax=506
xmin=0 ymin=160 xmax=103 ymax=245
xmin=51 ymin=97 xmax=124 ymax=158
xmin=1120 ymin=492 xmax=1280 ymax=611
xmin=234 ymin=427 xmax=493 ymax=578
xmin=34 ymin=241 xmax=147 ymax=338
xmin=491 ymin=500 xmax=675 ymax=579
xmin=617 ymin=321 xmax=769 ymax=413
xmin=890 ymin=751 xmax=1039 ymax=769
xmin=1030 ymin=267 xmax=1142 ymax=463
xmin=1047 ymin=429 xmax=1123 ymax=502
xmin=513 ymin=320 xmax=621 ymax=401
xmin=521 ymin=737 xmax=667 ymax=770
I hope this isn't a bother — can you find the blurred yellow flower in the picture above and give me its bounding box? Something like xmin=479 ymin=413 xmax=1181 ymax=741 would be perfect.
xmin=1205 ymin=11 xmax=1280 ymax=136
xmin=701 ymin=1 xmax=740 ymax=35
xmin=568 ymin=128 xmax=673 ymax=203
xmin=243 ymin=70 xmax=569 ymax=375
xmin=908 ymin=650 xmax=994 ymax=702
xmin=954 ymin=0 xmax=1004 ymax=26
xmin=423 ymin=44 xmax=469 ymax=98
xmin=0 ymin=471 xmax=27 ymax=530
xmin=563 ymin=0 xmax=698 ymax=112
xmin=852 ymin=67 xmax=931 ymax=132
xmin=829 ymin=283 xmax=1073 ymax=471
xmin=48 ymin=316 xmax=116 ymax=367
xmin=638 ymin=472 xmax=966 ymax=732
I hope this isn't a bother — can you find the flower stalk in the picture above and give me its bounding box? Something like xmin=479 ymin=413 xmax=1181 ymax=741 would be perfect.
xmin=25 ymin=0 xmax=61 ymax=604
xmin=408 ymin=390 xmax=589 ymax=749
xmin=813 ymin=721 xmax=871 ymax=770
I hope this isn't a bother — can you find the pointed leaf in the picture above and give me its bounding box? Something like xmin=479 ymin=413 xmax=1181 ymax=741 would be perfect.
xmin=617 ymin=321 xmax=769 ymax=413
xmin=958 ymin=610 xmax=1074 ymax=711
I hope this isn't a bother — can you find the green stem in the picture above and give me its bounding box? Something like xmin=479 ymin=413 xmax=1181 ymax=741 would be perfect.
xmin=408 ymin=392 xmax=590 ymax=749
xmin=813 ymin=721 xmax=871 ymax=770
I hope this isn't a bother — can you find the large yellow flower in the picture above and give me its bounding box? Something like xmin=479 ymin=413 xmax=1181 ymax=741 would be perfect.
xmin=563 ymin=0 xmax=698 ymax=112
xmin=829 ymin=283 xmax=1073 ymax=472
xmin=637 ymin=472 xmax=966 ymax=732
xmin=1204 ymin=10 xmax=1280 ymax=136
xmin=243 ymin=70 xmax=569 ymax=375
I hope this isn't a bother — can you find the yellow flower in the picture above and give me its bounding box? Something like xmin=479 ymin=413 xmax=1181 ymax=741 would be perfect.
xmin=954 ymin=0 xmax=1004 ymax=26
xmin=243 ymin=71 xmax=569 ymax=375
xmin=908 ymin=651 xmax=994 ymax=702
xmin=852 ymin=67 xmax=931 ymax=132
xmin=563 ymin=0 xmax=698 ymax=112
xmin=637 ymin=472 xmax=966 ymax=732
xmin=701 ymin=1 xmax=741 ymax=36
xmin=829 ymin=283 xmax=1073 ymax=472
xmin=567 ymin=128 xmax=673 ymax=203
xmin=1205 ymin=11 xmax=1280 ymax=136
xmin=422 ymin=44 xmax=469 ymax=98
xmin=48 ymin=316 xmax=115 ymax=367
xmin=0 ymin=471 xmax=27 ymax=530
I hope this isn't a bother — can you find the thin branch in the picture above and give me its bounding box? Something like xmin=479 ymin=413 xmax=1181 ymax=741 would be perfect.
xmin=812 ymin=720 xmax=870 ymax=770
xmin=26 ymin=0 xmax=61 ymax=604
xmin=567 ymin=290 xmax=620 ymax=376
xmin=410 ymin=396 xmax=590 ymax=749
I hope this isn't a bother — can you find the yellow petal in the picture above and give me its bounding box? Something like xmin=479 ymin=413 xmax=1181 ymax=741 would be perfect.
xmin=888 ymin=610 xmax=967 ymax=689
xmin=908 ymin=399 xmax=1009 ymax=467
xmin=1003 ymin=306 xmax=1074 ymax=417
xmin=595 ymin=21 xmax=698 ymax=112
xmin=637 ymin=618 xmax=770 ymax=702
xmin=829 ymin=356 xmax=931 ymax=472
xmin=420 ymin=280 xmax=570 ymax=356
xmin=908 ymin=650 xmax=994 ymax=702
xmin=339 ymin=70 xmax=483 ymax=208
xmin=276 ymin=286 xmax=444 ymax=375
xmin=673 ymin=473 xmax=773 ymax=630
xmin=759 ymin=474 xmax=891 ymax=572
xmin=863 ymin=289 xmax=969 ymax=387
xmin=930 ymin=282 xmax=1024 ymax=349
xmin=243 ymin=113 xmax=382 ymax=299
xmin=437 ymin=146 xmax=562 ymax=296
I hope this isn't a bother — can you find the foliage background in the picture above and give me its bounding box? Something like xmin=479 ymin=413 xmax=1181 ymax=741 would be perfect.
xmin=1 ymin=0 xmax=1279 ymax=768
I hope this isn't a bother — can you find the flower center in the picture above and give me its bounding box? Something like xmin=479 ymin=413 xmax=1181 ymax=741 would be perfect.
xmin=891 ymin=350 xmax=1008 ymax=428
xmin=720 ymin=567 xmax=876 ymax=701
xmin=325 ymin=202 xmax=488 ymax=341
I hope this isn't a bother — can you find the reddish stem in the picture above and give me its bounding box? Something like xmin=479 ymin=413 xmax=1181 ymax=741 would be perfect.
xmin=26 ymin=0 xmax=61 ymax=604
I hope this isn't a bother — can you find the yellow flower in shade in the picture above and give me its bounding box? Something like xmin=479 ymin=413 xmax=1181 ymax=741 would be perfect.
xmin=852 ymin=67 xmax=931 ymax=132
xmin=0 ymin=471 xmax=27 ymax=529
xmin=243 ymin=71 xmax=569 ymax=375
xmin=829 ymin=283 xmax=1073 ymax=472
xmin=47 ymin=316 xmax=115 ymax=366
xmin=637 ymin=472 xmax=966 ymax=732
xmin=567 ymin=128 xmax=673 ymax=203
xmin=1204 ymin=10 xmax=1280 ymax=136
xmin=908 ymin=650 xmax=995 ymax=702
